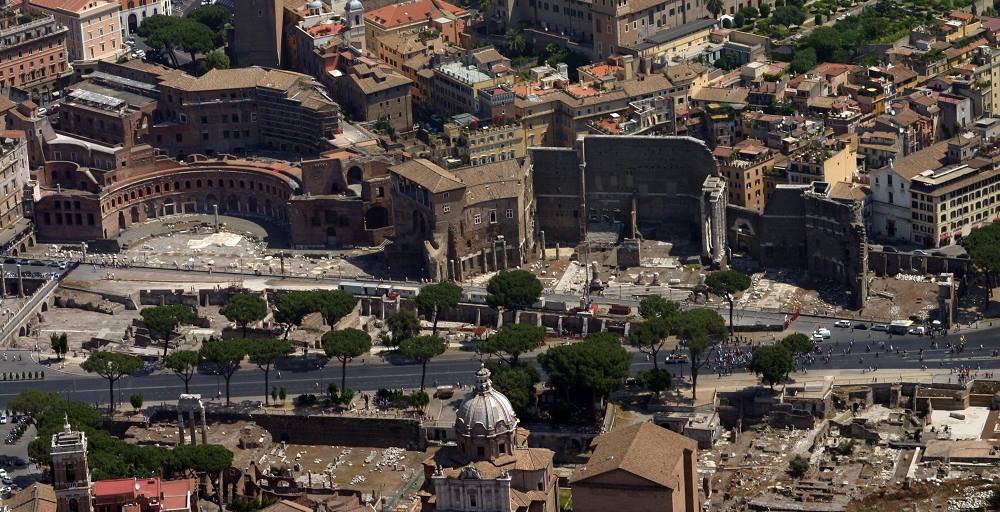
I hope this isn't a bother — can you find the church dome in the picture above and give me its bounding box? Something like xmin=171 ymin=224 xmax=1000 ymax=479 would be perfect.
xmin=455 ymin=365 xmax=518 ymax=438
xmin=308 ymin=0 xmax=323 ymax=9
xmin=346 ymin=0 xmax=363 ymax=11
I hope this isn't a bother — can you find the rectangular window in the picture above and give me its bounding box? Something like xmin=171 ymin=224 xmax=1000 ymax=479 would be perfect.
xmin=489 ymin=210 xmax=497 ymax=223
xmin=506 ymin=208 xmax=514 ymax=218
xmin=443 ymin=205 xmax=451 ymax=213
xmin=474 ymin=213 xmax=482 ymax=225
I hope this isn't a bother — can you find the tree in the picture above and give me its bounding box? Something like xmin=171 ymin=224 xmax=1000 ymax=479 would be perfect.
xmin=772 ymin=4 xmax=806 ymax=26
xmin=480 ymin=324 xmax=545 ymax=365
xmin=186 ymin=4 xmax=231 ymax=36
xmin=50 ymin=332 xmax=68 ymax=360
xmin=312 ymin=290 xmax=358 ymax=327
xmin=487 ymin=362 xmax=540 ymax=413
xmin=637 ymin=368 xmax=672 ymax=395
xmin=175 ymin=18 xmax=216 ymax=66
xmin=171 ymin=443 xmax=234 ymax=503
xmin=137 ymin=15 xmax=182 ymax=67
xmin=961 ymin=223 xmax=1000 ymax=290
xmin=707 ymin=0 xmax=724 ymax=18
xmin=246 ymin=338 xmax=291 ymax=405
xmin=486 ymin=270 xmax=543 ymax=311
xmin=164 ymin=350 xmax=200 ymax=394
xmin=538 ymin=333 xmax=630 ymax=408
xmin=504 ymin=28 xmax=527 ymax=56
xmin=734 ymin=12 xmax=746 ymax=26
xmin=8 ymin=390 xmax=62 ymax=423
xmin=638 ymin=295 xmax=679 ymax=321
xmin=749 ymin=345 xmax=795 ymax=388
xmin=198 ymin=50 xmax=230 ymax=75
xmin=141 ymin=304 xmax=197 ymax=357
xmin=759 ymin=3 xmax=771 ymax=17
xmin=129 ymin=393 xmax=144 ymax=414
xmin=385 ymin=309 xmax=421 ymax=346
xmin=415 ymin=281 xmax=462 ymax=335
xmin=220 ymin=293 xmax=268 ymax=338
xmin=409 ymin=390 xmax=430 ymax=412
xmin=788 ymin=455 xmax=809 ymax=477
xmin=780 ymin=333 xmax=815 ymax=356
xmin=676 ymin=308 xmax=727 ymax=400
xmin=199 ymin=339 xmax=247 ymax=405
xmin=705 ymin=270 xmax=752 ymax=335
xmin=273 ymin=291 xmax=316 ymax=340
xmin=399 ymin=335 xmax=447 ymax=390
xmin=81 ymin=351 xmax=142 ymax=412
xmin=791 ymin=47 xmax=818 ymax=74
xmin=322 ymin=328 xmax=372 ymax=392
xmin=628 ymin=317 xmax=676 ymax=369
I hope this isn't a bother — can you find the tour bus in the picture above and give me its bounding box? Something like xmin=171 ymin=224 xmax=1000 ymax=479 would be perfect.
xmin=889 ymin=320 xmax=914 ymax=335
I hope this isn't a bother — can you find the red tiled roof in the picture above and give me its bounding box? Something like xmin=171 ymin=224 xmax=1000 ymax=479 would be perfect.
xmin=29 ymin=0 xmax=112 ymax=13
xmin=364 ymin=0 xmax=466 ymax=28
xmin=92 ymin=477 xmax=197 ymax=512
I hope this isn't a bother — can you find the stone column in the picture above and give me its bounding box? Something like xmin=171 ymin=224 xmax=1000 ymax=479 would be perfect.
xmin=514 ymin=309 xmax=521 ymax=325
xmin=188 ymin=412 xmax=197 ymax=445
xmin=177 ymin=410 xmax=187 ymax=445
xmin=475 ymin=307 xmax=481 ymax=327
xmin=379 ymin=299 xmax=386 ymax=321
xmin=557 ymin=316 xmax=563 ymax=335
xmin=1 ymin=269 xmax=6 ymax=298
xmin=623 ymin=321 xmax=631 ymax=337
xmin=536 ymin=313 xmax=542 ymax=327
xmin=491 ymin=244 xmax=498 ymax=271
xmin=600 ymin=319 xmax=607 ymax=332
xmin=501 ymin=239 xmax=509 ymax=269
xmin=497 ymin=308 xmax=504 ymax=328
xmin=213 ymin=204 xmax=220 ymax=233
xmin=200 ymin=407 xmax=208 ymax=444
xmin=581 ymin=317 xmax=588 ymax=337
xmin=700 ymin=176 xmax=727 ymax=267
xmin=555 ymin=243 xmax=560 ymax=260
xmin=482 ymin=249 xmax=490 ymax=273
xmin=539 ymin=231 xmax=546 ymax=260
xmin=16 ymin=265 xmax=23 ymax=298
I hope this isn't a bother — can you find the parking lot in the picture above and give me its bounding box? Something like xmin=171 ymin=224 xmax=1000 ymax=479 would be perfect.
xmin=0 ymin=417 xmax=41 ymax=498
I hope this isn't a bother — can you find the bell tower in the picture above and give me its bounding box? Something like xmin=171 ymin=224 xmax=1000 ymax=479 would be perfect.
xmin=51 ymin=415 xmax=92 ymax=512
xmin=344 ymin=0 xmax=365 ymax=51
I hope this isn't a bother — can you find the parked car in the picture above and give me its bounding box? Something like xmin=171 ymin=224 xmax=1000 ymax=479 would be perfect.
xmin=834 ymin=320 xmax=852 ymax=328
xmin=908 ymin=326 xmax=927 ymax=336
xmin=812 ymin=332 xmax=825 ymax=341
xmin=814 ymin=328 xmax=832 ymax=338
xmin=853 ymin=323 xmax=868 ymax=330
xmin=871 ymin=324 xmax=889 ymax=332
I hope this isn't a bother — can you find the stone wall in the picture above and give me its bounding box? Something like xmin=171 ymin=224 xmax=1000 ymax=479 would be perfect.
xmin=251 ymin=413 xmax=423 ymax=449
xmin=868 ymin=250 xmax=969 ymax=278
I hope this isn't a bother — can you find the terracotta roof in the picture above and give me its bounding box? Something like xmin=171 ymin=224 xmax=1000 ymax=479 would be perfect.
xmin=571 ymin=422 xmax=696 ymax=489
xmin=453 ymin=160 xmax=524 ymax=203
xmin=830 ymin=181 xmax=867 ymax=201
xmin=390 ymin=158 xmax=465 ymax=193
xmin=92 ymin=478 xmax=196 ymax=512
xmin=161 ymin=67 xmax=306 ymax=92
xmin=29 ymin=0 xmax=114 ymax=13
xmin=3 ymin=483 xmax=57 ymax=512
xmin=888 ymin=139 xmax=951 ymax=179
xmin=691 ymin=86 xmax=748 ymax=105
xmin=364 ymin=0 xmax=467 ymax=29
xmin=262 ymin=500 xmax=313 ymax=512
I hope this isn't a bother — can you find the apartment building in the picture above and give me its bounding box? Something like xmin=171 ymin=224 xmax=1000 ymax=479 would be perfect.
xmin=910 ymin=157 xmax=1000 ymax=247
xmin=0 ymin=7 xmax=71 ymax=102
xmin=117 ymin=0 xmax=170 ymax=35
xmin=430 ymin=59 xmax=514 ymax=118
xmin=591 ymin=0 xmax=714 ymax=59
xmin=60 ymin=78 xmax=157 ymax=148
xmin=716 ymin=139 xmax=773 ymax=211
xmin=363 ymin=0 xmax=468 ymax=51
xmin=440 ymin=114 xmax=526 ymax=166
xmin=329 ymin=57 xmax=413 ymax=133
xmin=787 ymin=142 xmax=856 ymax=186
xmin=28 ymin=0 xmax=122 ymax=62
xmin=869 ymin=133 xmax=980 ymax=244
xmin=0 ymin=133 xmax=31 ymax=244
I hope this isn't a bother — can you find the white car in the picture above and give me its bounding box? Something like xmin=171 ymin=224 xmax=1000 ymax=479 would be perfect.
xmin=814 ymin=328 xmax=832 ymax=338
xmin=908 ymin=326 xmax=927 ymax=336
xmin=834 ymin=320 xmax=852 ymax=328
xmin=36 ymin=107 xmax=47 ymax=117
xmin=812 ymin=332 xmax=825 ymax=341
xmin=0 ymin=415 xmax=5 ymax=424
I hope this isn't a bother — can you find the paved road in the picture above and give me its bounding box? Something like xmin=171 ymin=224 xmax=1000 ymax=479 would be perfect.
xmin=1 ymin=323 xmax=997 ymax=407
